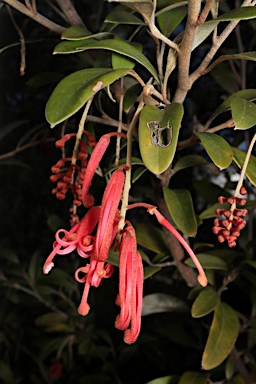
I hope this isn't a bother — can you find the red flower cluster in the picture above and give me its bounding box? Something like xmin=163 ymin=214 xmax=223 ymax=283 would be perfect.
xmin=50 ymin=131 xmax=96 ymax=206
xmin=44 ymin=132 xmax=207 ymax=344
xmin=213 ymin=186 xmax=248 ymax=247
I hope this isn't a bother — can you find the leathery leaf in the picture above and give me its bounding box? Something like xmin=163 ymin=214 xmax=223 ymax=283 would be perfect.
xmin=138 ymin=103 xmax=183 ymax=174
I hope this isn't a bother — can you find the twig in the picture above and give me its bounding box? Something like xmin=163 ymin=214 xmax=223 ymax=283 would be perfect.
xmin=230 ymin=347 xmax=255 ymax=384
xmin=190 ymin=0 xmax=254 ymax=86
xmin=115 ymin=78 xmax=124 ymax=166
xmin=3 ymin=0 xmax=65 ymax=34
xmin=197 ymin=0 xmax=214 ymax=26
xmin=6 ymin=5 xmax=26 ymax=76
xmin=86 ymin=115 xmax=128 ymax=131
xmin=0 ymin=138 xmax=55 ymax=161
xmin=55 ymin=0 xmax=87 ymax=28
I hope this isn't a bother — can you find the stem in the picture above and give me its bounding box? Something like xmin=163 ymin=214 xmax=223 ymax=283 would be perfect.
xmin=71 ymin=98 xmax=93 ymax=166
xmin=3 ymin=0 xmax=65 ymax=34
xmin=115 ymin=78 xmax=124 ymax=166
xmin=234 ymin=132 xmax=256 ymax=198
xmin=6 ymin=4 xmax=26 ymax=75
xmin=86 ymin=115 xmax=128 ymax=131
xmin=230 ymin=347 xmax=255 ymax=384
xmin=118 ymin=99 xmax=145 ymax=232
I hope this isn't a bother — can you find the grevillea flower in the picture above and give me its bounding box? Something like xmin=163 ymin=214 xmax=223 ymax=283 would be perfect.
xmin=92 ymin=167 xmax=126 ymax=262
xmin=75 ymin=258 xmax=114 ymax=316
xmin=127 ymin=203 xmax=208 ymax=287
xmin=81 ymin=132 xmax=126 ymax=208
xmin=115 ymin=222 xmax=143 ymax=344
xmin=43 ymin=206 xmax=100 ymax=274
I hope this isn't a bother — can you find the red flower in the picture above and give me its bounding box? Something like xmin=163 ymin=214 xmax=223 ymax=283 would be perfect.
xmin=43 ymin=206 xmax=100 ymax=274
xmin=115 ymin=223 xmax=143 ymax=344
xmin=93 ymin=167 xmax=126 ymax=262
xmin=75 ymin=258 xmax=114 ymax=315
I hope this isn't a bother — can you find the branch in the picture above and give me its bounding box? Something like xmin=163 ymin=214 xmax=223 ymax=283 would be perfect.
xmin=55 ymin=0 xmax=87 ymax=29
xmin=190 ymin=0 xmax=255 ymax=85
xmin=3 ymin=0 xmax=65 ymax=34
xmin=172 ymin=0 xmax=202 ymax=103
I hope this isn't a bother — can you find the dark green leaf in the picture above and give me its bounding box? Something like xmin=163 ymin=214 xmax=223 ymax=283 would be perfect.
xmin=196 ymin=132 xmax=233 ymax=170
xmin=53 ymin=38 xmax=159 ymax=81
xmin=144 ymin=266 xmax=162 ymax=279
xmin=157 ymin=6 xmax=186 ymax=37
xmin=139 ymin=103 xmax=184 ymax=174
xmin=123 ymin=83 xmax=142 ymax=112
xmin=132 ymin=166 xmax=147 ymax=182
xmin=173 ymin=155 xmax=209 ymax=172
xmin=185 ymin=253 xmax=228 ymax=270
xmin=142 ymin=293 xmax=189 ymax=316
xmin=232 ymin=147 xmax=256 ymax=186
xmin=209 ymin=89 xmax=256 ymax=123
xmin=202 ymin=303 xmax=239 ymax=370
xmin=134 ymin=223 xmax=169 ymax=253
xmin=46 ymin=68 xmax=129 ymax=127
xmin=105 ymin=9 xmax=145 ymax=25
xmin=0 ymin=119 xmax=29 ymax=141
xmin=210 ymin=63 xmax=239 ymax=94
xmin=207 ymin=6 xmax=256 ymax=22
xmin=0 ymin=249 xmax=19 ymax=264
xmin=192 ymin=287 xmax=220 ymax=318
xmin=178 ymin=371 xmax=210 ymax=384
xmin=231 ymin=98 xmax=256 ymax=129
xmin=163 ymin=188 xmax=197 ymax=237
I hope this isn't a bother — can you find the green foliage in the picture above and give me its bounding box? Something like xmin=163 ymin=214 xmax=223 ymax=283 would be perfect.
xmin=1 ymin=0 xmax=256 ymax=383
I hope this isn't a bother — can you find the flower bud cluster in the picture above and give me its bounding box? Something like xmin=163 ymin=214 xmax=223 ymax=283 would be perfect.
xmin=50 ymin=131 xmax=96 ymax=205
xmin=212 ymin=186 xmax=248 ymax=247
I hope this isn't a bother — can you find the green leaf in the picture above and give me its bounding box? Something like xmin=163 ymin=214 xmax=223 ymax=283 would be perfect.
xmin=146 ymin=376 xmax=177 ymax=384
xmin=112 ymin=42 xmax=142 ymax=69
xmin=35 ymin=312 xmax=67 ymax=327
xmin=134 ymin=223 xmax=169 ymax=253
xmin=232 ymin=147 xmax=256 ymax=186
xmin=195 ymin=132 xmax=233 ymax=170
xmin=105 ymin=9 xmax=145 ymax=25
xmin=0 ymin=249 xmax=19 ymax=264
xmin=142 ymin=293 xmax=189 ymax=316
xmin=157 ymin=6 xmax=186 ymax=37
xmin=111 ymin=0 xmax=155 ymax=23
xmin=207 ymin=6 xmax=256 ymax=22
xmin=123 ymin=83 xmax=142 ymax=112
xmin=202 ymin=302 xmax=239 ymax=370
xmin=178 ymin=371 xmax=210 ymax=384
xmin=144 ymin=266 xmax=162 ymax=279
xmin=185 ymin=253 xmax=228 ymax=270
xmin=163 ymin=188 xmax=197 ymax=237
xmin=192 ymin=23 xmax=216 ymax=50
xmin=132 ymin=166 xmax=147 ymax=182
xmin=210 ymin=63 xmax=239 ymax=94
xmin=46 ymin=68 xmax=129 ymax=127
xmin=61 ymin=25 xmax=90 ymax=39
xmin=231 ymin=98 xmax=256 ymax=129
xmin=191 ymin=287 xmax=220 ymax=318
xmin=138 ymin=103 xmax=184 ymax=174
xmin=53 ymin=38 xmax=159 ymax=81
xmin=210 ymin=89 xmax=256 ymax=123
xmin=173 ymin=155 xmax=209 ymax=172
